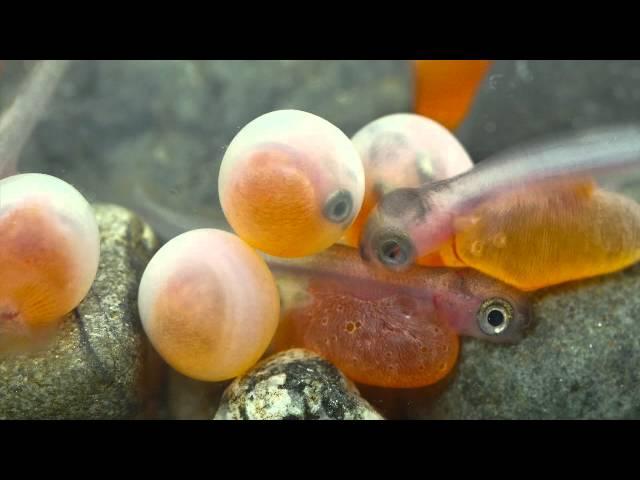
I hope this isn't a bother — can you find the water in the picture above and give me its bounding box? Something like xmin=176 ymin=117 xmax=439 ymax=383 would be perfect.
xmin=3 ymin=60 xmax=640 ymax=420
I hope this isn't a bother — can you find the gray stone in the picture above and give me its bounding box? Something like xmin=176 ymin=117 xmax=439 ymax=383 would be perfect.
xmin=457 ymin=60 xmax=640 ymax=161
xmin=167 ymin=369 xmax=228 ymax=420
xmin=214 ymin=349 xmax=384 ymax=420
xmin=0 ymin=60 xmax=412 ymax=242
xmin=410 ymin=264 xmax=640 ymax=419
xmin=0 ymin=203 xmax=164 ymax=419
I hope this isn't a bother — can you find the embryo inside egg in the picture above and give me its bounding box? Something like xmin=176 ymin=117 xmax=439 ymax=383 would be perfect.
xmin=0 ymin=173 xmax=100 ymax=343
xmin=138 ymin=229 xmax=281 ymax=382
xmin=342 ymin=113 xmax=473 ymax=248
xmin=218 ymin=110 xmax=365 ymax=257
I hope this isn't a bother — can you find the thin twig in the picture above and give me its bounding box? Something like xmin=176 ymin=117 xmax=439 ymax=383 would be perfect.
xmin=0 ymin=60 xmax=72 ymax=178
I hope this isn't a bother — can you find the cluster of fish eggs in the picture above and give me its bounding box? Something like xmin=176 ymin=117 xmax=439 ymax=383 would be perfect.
xmin=6 ymin=62 xmax=640 ymax=394
xmin=0 ymin=60 xmax=499 ymax=389
xmin=0 ymin=107 xmax=474 ymax=387
xmin=137 ymin=109 xmax=474 ymax=384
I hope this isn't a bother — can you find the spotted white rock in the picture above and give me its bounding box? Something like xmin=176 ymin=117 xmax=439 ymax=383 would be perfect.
xmin=214 ymin=349 xmax=384 ymax=420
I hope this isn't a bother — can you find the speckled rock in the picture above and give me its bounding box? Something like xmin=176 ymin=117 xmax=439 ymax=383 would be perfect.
xmin=410 ymin=263 xmax=640 ymax=419
xmin=214 ymin=349 xmax=384 ymax=420
xmin=0 ymin=60 xmax=412 ymax=241
xmin=457 ymin=60 xmax=640 ymax=161
xmin=0 ymin=203 xmax=164 ymax=419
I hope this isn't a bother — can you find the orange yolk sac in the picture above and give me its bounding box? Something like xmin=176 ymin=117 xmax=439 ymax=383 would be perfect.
xmin=266 ymin=245 xmax=531 ymax=388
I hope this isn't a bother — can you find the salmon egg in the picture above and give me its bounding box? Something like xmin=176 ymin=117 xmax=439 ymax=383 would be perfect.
xmin=342 ymin=113 xmax=473 ymax=247
xmin=137 ymin=229 xmax=280 ymax=381
xmin=0 ymin=173 xmax=100 ymax=338
xmin=219 ymin=110 xmax=365 ymax=257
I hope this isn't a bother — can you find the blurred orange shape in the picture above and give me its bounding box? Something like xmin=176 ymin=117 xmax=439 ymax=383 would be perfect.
xmin=414 ymin=60 xmax=492 ymax=130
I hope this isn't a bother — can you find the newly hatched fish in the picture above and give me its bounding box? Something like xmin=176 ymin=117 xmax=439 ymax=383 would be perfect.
xmin=267 ymin=244 xmax=531 ymax=388
xmin=219 ymin=110 xmax=365 ymax=257
xmin=414 ymin=60 xmax=492 ymax=130
xmin=360 ymin=125 xmax=640 ymax=290
xmin=342 ymin=113 xmax=473 ymax=247
xmin=0 ymin=61 xmax=100 ymax=350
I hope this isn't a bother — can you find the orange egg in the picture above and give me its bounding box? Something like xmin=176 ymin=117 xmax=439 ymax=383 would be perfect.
xmin=414 ymin=60 xmax=492 ymax=130
xmin=219 ymin=110 xmax=365 ymax=257
xmin=138 ymin=229 xmax=280 ymax=381
xmin=0 ymin=173 xmax=100 ymax=340
xmin=342 ymin=113 xmax=473 ymax=247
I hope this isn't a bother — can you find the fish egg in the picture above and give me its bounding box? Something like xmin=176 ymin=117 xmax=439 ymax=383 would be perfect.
xmin=0 ymin=173 xmax=100 ymax=337
xmin=342 ymin=113 xmax=473 ymax=247
xmin=138 ymin=229 xmax=280 ymax=381
xmin=219 ymin=110 xmax=365 ymax=257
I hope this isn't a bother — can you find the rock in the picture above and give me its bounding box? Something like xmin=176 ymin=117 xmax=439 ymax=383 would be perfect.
xmin=457 ymin=60 xmax=640 ymax=161
xmin=0 ymin=60 xmax=412 ymax=241
xmin=166 ymin=369 xmax=229 ymax=420
xmin=410 ymin=263 xmax=640 ymax=419
xmin=214 ymin=349 xmax=384 ymax=420
xmin=0 ymin=203 xmax=164 ymax=419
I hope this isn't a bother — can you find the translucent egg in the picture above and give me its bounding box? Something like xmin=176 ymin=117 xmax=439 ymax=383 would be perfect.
xmin=0 ymin=173 xmax=100 ymax=336
xmin=219 ymin=110 xmax=365 ymax=257
xmin=342 ymin=113 xmax=473 ymax=247
xmin=138 ymin=229 xmax=280 ymax=381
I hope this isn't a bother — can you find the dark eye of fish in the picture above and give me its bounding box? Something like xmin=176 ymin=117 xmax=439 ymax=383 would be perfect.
xmin=381 ymin=239 xmax=407 ymax=265
xmin=477 ymin=298 xmax=514 ymax=336
xmin=323 ymin=189 xmax=353 ymax=223
xmin=373 ymin=231 xmax=415 ymax=268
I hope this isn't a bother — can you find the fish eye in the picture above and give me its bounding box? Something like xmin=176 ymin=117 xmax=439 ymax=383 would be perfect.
xmin=323 ymin=189 xmax=353 ymax=224
xmin=477 ymin=298 xmax=514 ymax=336
xmin=372 ymin=231 xmax=415 ymax=268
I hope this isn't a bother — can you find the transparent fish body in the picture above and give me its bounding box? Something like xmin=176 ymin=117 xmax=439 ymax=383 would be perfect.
xmin=361 ymin=125 xmax=640 ymax=290
xmin=266 ymin=244 xmax=530 ymax=388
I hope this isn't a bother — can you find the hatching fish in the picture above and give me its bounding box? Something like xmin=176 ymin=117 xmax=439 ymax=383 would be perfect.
xmin=360 ymin=124 xmax=640 ymax=291
xmin=266 ymin=244 xmax=531 ymax=388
